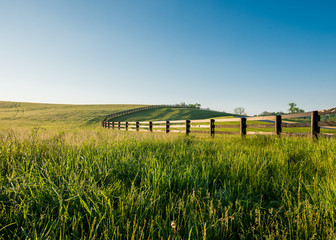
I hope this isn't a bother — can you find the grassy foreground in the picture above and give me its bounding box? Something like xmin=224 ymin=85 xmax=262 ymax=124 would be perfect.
xmin=1 ymin=128 xmax=336 ymax=239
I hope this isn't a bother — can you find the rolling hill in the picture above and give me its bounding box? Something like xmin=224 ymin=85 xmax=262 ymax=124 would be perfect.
xmin=0 ymin=101 xmax=233 ymax=128
xmin=109 ymin=107 xmax=234 ymax=122
xmin=0 ymin=101 xmax=147 ymax=128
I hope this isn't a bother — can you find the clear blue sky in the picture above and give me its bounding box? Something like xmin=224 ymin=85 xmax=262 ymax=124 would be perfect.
xmin=0 ymin=1 xmax=335 ymax=115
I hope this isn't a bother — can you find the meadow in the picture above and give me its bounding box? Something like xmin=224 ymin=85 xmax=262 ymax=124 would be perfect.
xmin=0 ymin=101 xmax=147 ymax=128
xmin=111 ymin=107 xmax=233 ymax=122
xmin=1 ymin=102 xmax=336 ymax=239
xmin=1 ymin=127 xmax=336 ymax=239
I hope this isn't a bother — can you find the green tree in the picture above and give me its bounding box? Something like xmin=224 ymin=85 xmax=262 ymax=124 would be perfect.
xmin=288 ymin=103 xmax=304 ymax=114
xmin=259 ymin=111 xmax=285 ymax=116
xmin=234 ymin=107 xmax=246 ymax=116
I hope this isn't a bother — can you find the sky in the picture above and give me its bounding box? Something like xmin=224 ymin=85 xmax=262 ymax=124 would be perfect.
xmin=0 ymin=1 xmax=335 ymax=115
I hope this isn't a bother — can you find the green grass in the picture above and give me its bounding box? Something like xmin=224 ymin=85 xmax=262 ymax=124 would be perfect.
xmin=1 ymin=102 xmax=336 ymax=239
xmin=0 ymin=101 xmax=147 ymax=128
xmin=322 ymin=114 xmax=336 ymax=121
xmin=1 ymin=127 xmax=336 ymax=239
xmin=0 ymin=102 xmax=233 ymax=130
xmin=111 ymin=107 xmax=233 ymax=122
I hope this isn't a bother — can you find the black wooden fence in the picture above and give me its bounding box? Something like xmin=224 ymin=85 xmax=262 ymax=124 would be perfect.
xmin=102 ymin=107 xmax=336 ymax=139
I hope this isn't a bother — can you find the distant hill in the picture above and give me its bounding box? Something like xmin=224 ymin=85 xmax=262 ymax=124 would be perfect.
xmin=0 ymin=101 xmax=146 ymax=128
xmin=110 ymin=107 xmax=234 ymax=122
xmin=0 ymin=101 xmax=233 ymax=128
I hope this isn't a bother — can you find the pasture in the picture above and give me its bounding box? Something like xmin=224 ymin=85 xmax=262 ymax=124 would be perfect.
xmin=0 ymin=101 xmax=147 ymax=128
xmin=1 ymin=102 xmax=336 ymax=239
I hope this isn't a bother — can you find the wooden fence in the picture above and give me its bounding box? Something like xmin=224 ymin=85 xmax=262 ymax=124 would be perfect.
xmin=101 ymin=107 xmax=336 ymax=139
xmin=101 ymin=105 xmax=196 ymax=127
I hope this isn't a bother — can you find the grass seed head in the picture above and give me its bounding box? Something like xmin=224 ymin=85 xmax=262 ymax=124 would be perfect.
xmin=171 ymin=221 xmax=177 ymax=229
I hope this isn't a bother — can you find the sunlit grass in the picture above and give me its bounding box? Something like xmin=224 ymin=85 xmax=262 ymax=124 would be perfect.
xmin=111 ymin=107 xmax=233 ymax=122
xmin=0 ymin=101 xmax=147 ymax=128
xmin=1 ymin=127 xmax=336 ymax=239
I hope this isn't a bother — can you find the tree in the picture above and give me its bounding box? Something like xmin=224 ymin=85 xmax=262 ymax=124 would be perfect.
xmin=288 ymin=103 xmax=304 ymax=114
xmin=259 ymin=111 xmax=285 ymax=116
xmin=179 ymin=102 xmax=186 ymax=107
xmin=234 ymin=107 xmax=246 ymax=116
xmin=178 ymin=102 xmax=201 ymax=109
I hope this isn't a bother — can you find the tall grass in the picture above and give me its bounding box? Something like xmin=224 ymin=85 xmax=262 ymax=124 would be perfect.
xmin=1 ymin=128 xmax=336 ymax=239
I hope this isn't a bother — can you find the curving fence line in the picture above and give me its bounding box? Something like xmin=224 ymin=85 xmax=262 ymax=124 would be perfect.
xmin=101 ymin=105 xmax=195 ymax=126
xmin=102 ymin=107 xmax=336 ymax=139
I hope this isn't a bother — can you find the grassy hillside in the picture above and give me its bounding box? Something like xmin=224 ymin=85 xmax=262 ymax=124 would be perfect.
xmin=0 ymin=102 xmax=233 ymax=129
xmin=111 ymin=107 xmax=234 ymax=122
xmin=0 ymin=101 xmax=147 ymax=128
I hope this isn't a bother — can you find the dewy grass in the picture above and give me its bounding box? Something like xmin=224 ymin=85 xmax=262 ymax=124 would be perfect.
xmin=1 ymin=128 xmax=336 ymax=239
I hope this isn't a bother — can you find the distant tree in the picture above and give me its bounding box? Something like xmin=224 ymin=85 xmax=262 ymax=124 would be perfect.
xmin=234 ymin=107 xmax=246 ymax=116
xmin=259 ymin=111 xmax=285 ymax=116
xmin=176 ymin=102 xmax=201 ymax=109
xmin=259 ymin=111 xmax=272 ymax=116
xmin=288 ymin=103 xmax=304 ymax=114
xmin=180 ymin=102 xmax=186 ymax=107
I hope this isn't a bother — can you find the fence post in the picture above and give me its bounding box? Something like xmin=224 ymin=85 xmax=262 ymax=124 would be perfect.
xmin=166 ymin=121 xmax=170 ymax=134
xmin=136 ymin=121 xmax=139 ymax=131
xmin=240 ymin=118 xmax=247 ymax=137
xmin=186 ymin=120 xmax=191 ymax=136
xmin=311 ymin=111 xmax=320 ymax=139
xmin=275 ymin=115 xmax=282 ymax=136
xmin=112 ymin=122 xmax=115 ymax=129
xmin=126 ymin=122 xmax=128 ymax=131
xmin=107 ymin=122 xmax=110 ymax=129
xmin=149 ymin=121 xmax=153 ymax=132
xmin=118 ymin=122 xmax=120 ymax=130
xmin=210 ymin=119 xmax=215 ymax=137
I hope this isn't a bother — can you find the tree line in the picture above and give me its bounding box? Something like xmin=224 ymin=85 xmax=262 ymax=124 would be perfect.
xmin=175 ymin=102 xmax=201 ymax=109
xmin=234 ymin=103 xmax=306 ymax=116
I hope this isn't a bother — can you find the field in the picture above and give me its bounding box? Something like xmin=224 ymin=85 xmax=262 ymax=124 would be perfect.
xmin=111 ymin=107 xmax=233 ymax=122
xmin=1 ymin=102 xmax=336 ymax=239
xmin=0 ymin=102 xmax=230 ymax=129
xmin=0 ymin=101 xmax=147 ymax=128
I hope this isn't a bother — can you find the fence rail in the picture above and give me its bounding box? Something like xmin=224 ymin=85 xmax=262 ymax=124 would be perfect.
xmin=101 ymin=107 xmax=336 ymax=139
xmin=101 ymin=105 xmax=197 ymax=127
